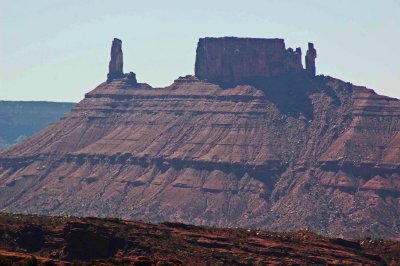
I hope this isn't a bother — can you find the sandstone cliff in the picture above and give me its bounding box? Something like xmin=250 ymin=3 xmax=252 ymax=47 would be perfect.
xmin=0 ymin=37 xmax=399 ymax=239
xmin=195 ymin=37 xmax=303 ymax=85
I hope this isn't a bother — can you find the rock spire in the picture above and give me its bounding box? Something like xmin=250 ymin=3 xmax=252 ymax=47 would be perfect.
xmin=305 ymin=42 xmax=317 ymax=76
xmin=107 ymin=38 xmax=124 ymax=81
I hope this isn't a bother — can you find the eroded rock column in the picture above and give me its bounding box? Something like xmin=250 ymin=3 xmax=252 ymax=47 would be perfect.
xmin=107 ymin=38 xmax=124 ymax=81
xmin=305 ymin=42 xmax=317 ymax=76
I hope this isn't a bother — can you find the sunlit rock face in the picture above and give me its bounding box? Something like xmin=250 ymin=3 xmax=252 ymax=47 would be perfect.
xmin=0 ymin=37 xmax=399 ymax=240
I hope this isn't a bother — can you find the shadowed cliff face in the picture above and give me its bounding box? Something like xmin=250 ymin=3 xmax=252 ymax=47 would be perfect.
xmin=0 ymin=37 xmax=399 ymax=240
xmin=195 ymin=37 xmax=303 ymax=86
xmin=233 ymin=73 xmax=341 ymax=120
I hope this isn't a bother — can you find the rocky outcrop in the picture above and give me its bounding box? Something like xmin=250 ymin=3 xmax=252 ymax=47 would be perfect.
xmin=0 ymin=37 xmax=399 ymax=240
xmin=305 ymin=42 xmax=317 ymax=76
xmin=1 ymin=213 xmax=399 ymax=265
xmin=124 ymin=71 xmax=138 ymax=86
xmin=107 ymin=38 xmax=124 ymax=81
xmin=195 ymin=37 xmax=303 ymax=85
xmin=106 ymin=38 xmax=139 ymax=86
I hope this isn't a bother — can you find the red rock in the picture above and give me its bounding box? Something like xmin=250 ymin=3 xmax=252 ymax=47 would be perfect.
xmin=1 ymin=213 xmax=399 ymax=265
xmin=0 ymin=38 xmax=399 ymax=239
xmin=194 ymin=37 xmax=303 ymax=85
xmin=107 ymin=38 xmax=124 ymax=81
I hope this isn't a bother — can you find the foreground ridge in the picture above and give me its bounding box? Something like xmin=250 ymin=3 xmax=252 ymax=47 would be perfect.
xmin=0 ymin=37 xmax=399 ymax=239
xmin=0 ymin=213 xmax=399 ymax=265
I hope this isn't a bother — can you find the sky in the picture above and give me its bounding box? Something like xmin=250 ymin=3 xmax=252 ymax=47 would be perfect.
xmin=1 ymin=0 xmax=399 ymax=102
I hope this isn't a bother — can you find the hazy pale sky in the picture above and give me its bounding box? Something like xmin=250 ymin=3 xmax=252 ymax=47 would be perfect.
xmin=1 ymin=0 xmax=399 ymax=102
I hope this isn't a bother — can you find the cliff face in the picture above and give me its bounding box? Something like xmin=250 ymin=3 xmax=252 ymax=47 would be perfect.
xmin=0 ymin=37 xmax=399 ymax=239
xmin=195 ymin=37 xmax=303 ymax=85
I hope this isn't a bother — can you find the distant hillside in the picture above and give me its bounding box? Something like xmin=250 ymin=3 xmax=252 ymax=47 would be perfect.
xmin=0 ymin=101 xmax=75 ymax=149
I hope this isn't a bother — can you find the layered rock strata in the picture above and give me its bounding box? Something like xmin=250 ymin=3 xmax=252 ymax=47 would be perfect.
xmin=0 ymin=37 xmax=399 ymax=239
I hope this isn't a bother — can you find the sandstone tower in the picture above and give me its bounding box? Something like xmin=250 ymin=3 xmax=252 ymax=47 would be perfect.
xmin=107 ymin=38 xmax=124 ymax=81
xmin=305 ymin=42 xmax=317 ymax=76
